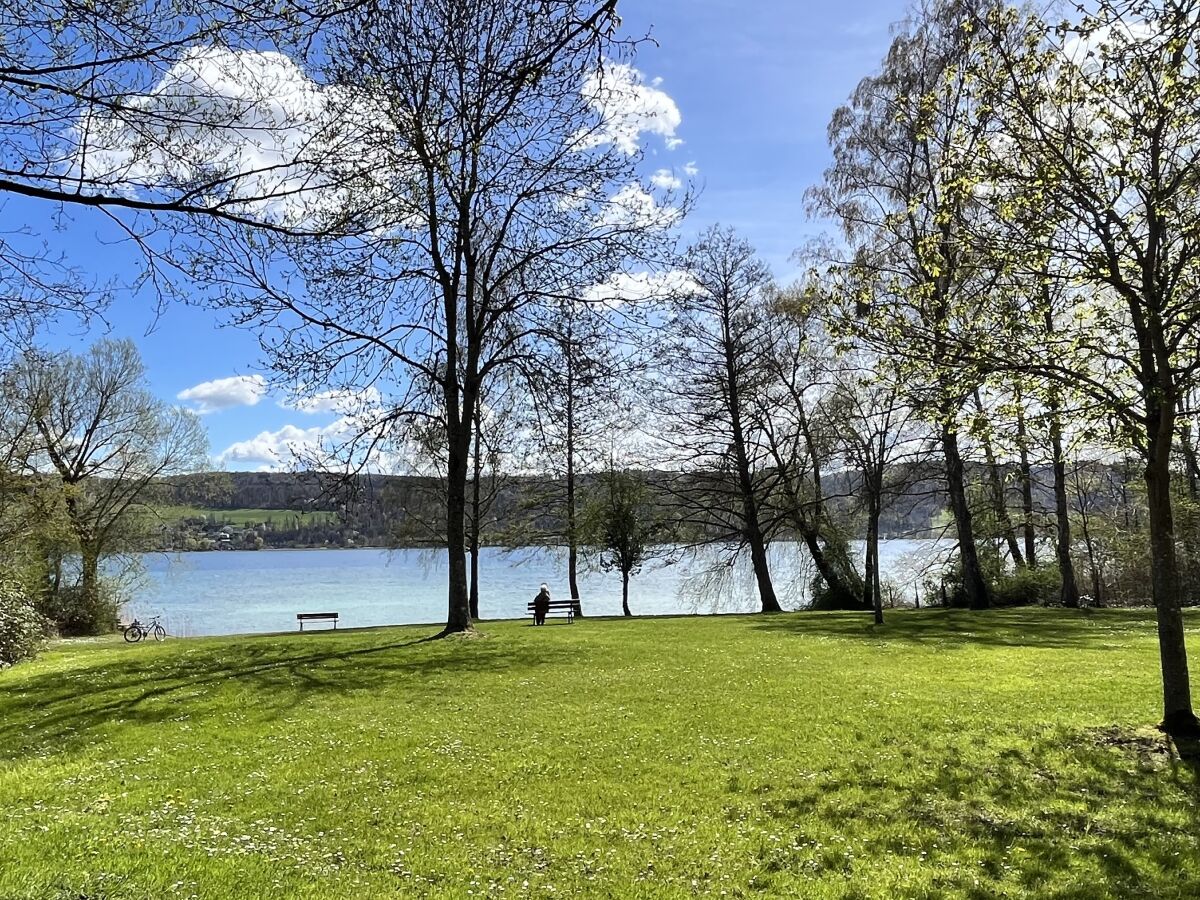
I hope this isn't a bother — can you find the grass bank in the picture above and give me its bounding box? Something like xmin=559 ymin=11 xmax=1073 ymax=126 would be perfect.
xmin=1 ymin=609 xmax=1197 ymax=898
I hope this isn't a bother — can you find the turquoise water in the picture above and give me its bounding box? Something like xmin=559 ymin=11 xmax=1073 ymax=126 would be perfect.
xmin=126 ymin=541 xmax=949 ymax=637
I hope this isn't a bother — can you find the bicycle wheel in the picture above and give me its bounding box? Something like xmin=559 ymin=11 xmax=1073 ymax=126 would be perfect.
xmin=123 ymin=624 xmax=143 ymax=643
xmin=152 ymin=623 xmax=167 ymax=641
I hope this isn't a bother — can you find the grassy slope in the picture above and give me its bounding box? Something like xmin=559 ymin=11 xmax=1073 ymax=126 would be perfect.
xmin=0 ymin=610 xmax=1197 ymax=899
xmin=154 ymin=506 xmax=338 ymax=527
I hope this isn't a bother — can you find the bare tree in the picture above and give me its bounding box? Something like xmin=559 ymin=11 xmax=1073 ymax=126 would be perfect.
xmin=656 ymin=227 xmax=782 ymax=613
xmin=831 ymin=363 xmax=918 ymax=623
xmin=210 ymin=0 xmax=682 ymax=633
xmin=758 ymin=285 xmax=866 ymax=610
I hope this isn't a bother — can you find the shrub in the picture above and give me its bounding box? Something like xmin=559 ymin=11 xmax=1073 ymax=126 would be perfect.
xmin=38 ymin=582 xmax=121 ymax=636
xmin=0 ymin=581 xmax=50 ymax=667
xmin=993 ymin=566 xmax=1062 ymax=607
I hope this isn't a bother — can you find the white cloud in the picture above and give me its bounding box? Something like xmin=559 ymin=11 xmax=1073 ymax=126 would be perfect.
xmin=683 ymin=162 xmax=699 ymax=177
xmin=280 ymin=386 xmax=383 ymax=415
xmin=579 ymin=63 xmax=682 ymax=155
xmin=650 ymin=168 xmax=682 ymax=191
xmin=177 ymin=375 xmax=267 ymax=414
xmin=73 ymin=46 xmax=389 ymax=227
xmin=600 ymin=183 xmax=682 ymax=229
xmin=581 ymin=270 xmax=696 ymax=307
xmin=217 ymin=423 xmax=331 ymax=470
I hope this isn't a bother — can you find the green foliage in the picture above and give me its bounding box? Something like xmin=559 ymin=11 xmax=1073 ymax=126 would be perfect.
xmin=36 ymin=581 xmax=121 ymax=637
xmin=807 ymin=533 xmax=868 ymax=611
xmin=0 ymin=581 xmax=49 ymax=667
xmin=994 ymin=565 xmax=1063 ymax=608
xmin=580 ymin=468 xmax=659 ymax=581
xmin=0 ymin=611 xmax=1196 ymax=897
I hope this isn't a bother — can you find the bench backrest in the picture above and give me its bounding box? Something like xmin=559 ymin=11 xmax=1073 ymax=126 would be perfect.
xmin=297 ymin=612 xmax=339 ymax=619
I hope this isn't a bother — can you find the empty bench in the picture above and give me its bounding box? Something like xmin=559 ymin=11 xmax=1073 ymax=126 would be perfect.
xmin=526 ymin=599 xmax=578 ymax=624
xmin=297 ymin=612 xmax=339 ymax=631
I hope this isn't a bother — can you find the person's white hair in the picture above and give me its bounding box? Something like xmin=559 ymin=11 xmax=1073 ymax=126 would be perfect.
xmin=540 ymin=583 xmax=549 ymax=591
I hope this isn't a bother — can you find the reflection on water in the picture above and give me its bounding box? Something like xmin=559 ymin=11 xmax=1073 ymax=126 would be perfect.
xmin=127 ymin=540 xmax=952 ymax=637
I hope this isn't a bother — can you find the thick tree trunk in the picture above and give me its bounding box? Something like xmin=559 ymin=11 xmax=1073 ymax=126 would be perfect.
xmin=444 ymin=412 xmax=473 ymax=634
xmin=941 ymin=419 xmax=990 ymax=609
xmin=1145 ymin=416 xmax=1198 ymax=735
xmin=745 ymin=516 xmax=782 ymax=612
xmin=973 ymin=390 xmax=1024 ymax=568
xmin=80 ymin=547 xmax=100 ymax=613
xmin=799 ymin=516 xmax=868 ymax=610
xmin=1015 ymin=393 xmax=1037 ymax=567
xmin=1047 ymin=394 xmax=1080 ymax=608
xmin=723 ymin=316 xmax=780 ymax=614
xmin=621 ymin=570 xmax=631 ymax=617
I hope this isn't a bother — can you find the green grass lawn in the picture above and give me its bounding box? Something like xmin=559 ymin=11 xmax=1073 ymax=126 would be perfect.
xmin=1 ymin=609 xmax=1197 ymax=899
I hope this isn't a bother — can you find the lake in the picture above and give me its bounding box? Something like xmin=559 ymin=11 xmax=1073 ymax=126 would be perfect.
xmin=125 ymin=540 xmax=951 ymax=637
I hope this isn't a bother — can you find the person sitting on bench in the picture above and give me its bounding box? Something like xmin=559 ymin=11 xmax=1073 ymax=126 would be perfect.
xmin=533 ymin=583 xmax=551 ymax=626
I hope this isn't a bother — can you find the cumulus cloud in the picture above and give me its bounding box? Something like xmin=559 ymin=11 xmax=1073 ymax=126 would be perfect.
xmin=177 ymin=375 xmax=267 ymax=414
xmin=650 ymin=168 xmax=683 ymax=190
xmin=579 ymin=63 xmax=682 ymax=155
xmin=217 ymin=423 xmax=331 ymax=469
xmin=581 ymin=270 xmax=696 ymax=307
xmin=73 ymin=46 xmax=386 ymax=227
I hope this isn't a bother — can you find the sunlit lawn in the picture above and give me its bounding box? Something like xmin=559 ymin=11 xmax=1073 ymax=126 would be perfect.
xmin=0 ymin=609 xmax=1197 ymax=898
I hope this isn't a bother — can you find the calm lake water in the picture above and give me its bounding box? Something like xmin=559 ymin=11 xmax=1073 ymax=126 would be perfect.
xmin=125 ymin=540 xmax=951 ymax=637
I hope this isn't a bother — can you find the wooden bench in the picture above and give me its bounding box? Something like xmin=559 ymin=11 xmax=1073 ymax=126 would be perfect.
xmin=297 ymin=612 xmax=339 ymax=631
xmin=526 ymin=599 xmax=577 ymax=624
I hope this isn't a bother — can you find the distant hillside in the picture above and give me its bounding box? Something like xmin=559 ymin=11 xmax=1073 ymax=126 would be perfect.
xmin=155 ymin=465 xmax=1056 ymax=551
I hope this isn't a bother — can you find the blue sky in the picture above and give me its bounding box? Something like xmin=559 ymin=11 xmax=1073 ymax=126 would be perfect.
xmin=27 ymin=0 xmax=909 ymax=469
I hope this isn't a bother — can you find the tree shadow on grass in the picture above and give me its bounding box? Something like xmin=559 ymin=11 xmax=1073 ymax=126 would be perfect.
xmin=748 ymin=607 xmax=1164 ymax=651
xmin=0 ymin=627 xmax=572 ymax=760
xmin=742 ymin=724 xmax=1199 ymax=898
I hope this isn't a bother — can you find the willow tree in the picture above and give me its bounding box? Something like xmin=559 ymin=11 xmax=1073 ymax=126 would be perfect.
xmin=4 ymin=339 xmax=207 ymax=630
xmin=963 ymin=0 xmax=1200 ymax=734
xmin=211 ymin=0 xmax=682 ymax=634
xmin=809 ymin=0 xmax=1003 ymax=609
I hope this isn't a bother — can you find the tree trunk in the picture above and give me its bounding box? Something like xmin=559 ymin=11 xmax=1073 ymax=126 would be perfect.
xmin=941 ymin=419 xmax=990 ymax=609
xmin=80 ymin=546 xmax=100 ymax=614
xmin=1047 ymin=393 xmax=1080 ymax=608
xmin=444 ymin=407 xmax=473 ymax=634
xmin=1145 ymin=407 xmax=1198 ymax=735
xmin=565 ymin=385 xmax=582 ymax=616
xmin=868 ymin=492 xmax=883 ymax=625
xmin=1015 ymin=391 xmax=1037 ymax=567
xmin=621 ymin=570 xmax=631 ymax=617
xmin=799 ymin=515 xmax=868 ymax=610
xmin=973 ymin=390 xmax=1024 ymax=568
xmin=722 ymin=311 xmax=780 ymax=614
xmin=469 ymin=411 xmax=482 ymax=621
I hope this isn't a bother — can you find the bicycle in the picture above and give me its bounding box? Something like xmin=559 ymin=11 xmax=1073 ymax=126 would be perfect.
xmin=122 ymin=615 xmax=167 ymax=643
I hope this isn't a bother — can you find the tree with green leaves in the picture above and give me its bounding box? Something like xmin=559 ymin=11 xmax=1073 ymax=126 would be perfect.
xmin=962 ymin=0 xmax=1200 ymax=734
xmin=3 ymin=339 xmax=208 ymax=632
xmin=582 ymin=465 xmax=659 ymax=617
xmin=809 ymin=0 xmax=1002 ymax=610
